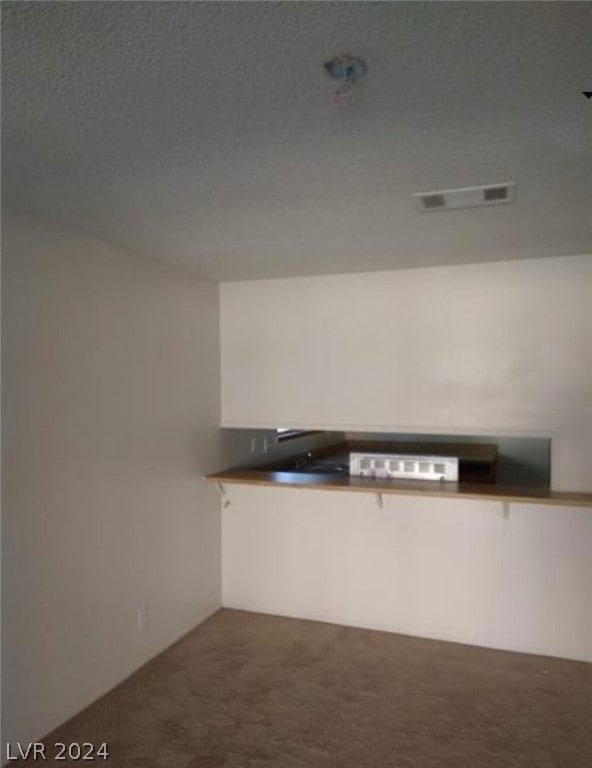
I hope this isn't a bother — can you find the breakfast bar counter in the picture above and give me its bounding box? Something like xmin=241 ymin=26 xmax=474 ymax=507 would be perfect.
xmin=206 ymin=467 xmax=592 ymax=507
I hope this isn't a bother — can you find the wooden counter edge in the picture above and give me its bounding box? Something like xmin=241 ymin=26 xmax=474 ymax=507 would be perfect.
xmin=205 ymin=470 xmax=592 ymax=508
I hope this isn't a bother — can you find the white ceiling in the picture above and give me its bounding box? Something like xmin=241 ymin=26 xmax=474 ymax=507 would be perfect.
xmin=2 ymin=1 xmax=591 ymax=281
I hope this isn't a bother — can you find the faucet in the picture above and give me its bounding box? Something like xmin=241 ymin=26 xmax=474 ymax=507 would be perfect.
xmin=294 ymin=451 xmax=313 ymax=469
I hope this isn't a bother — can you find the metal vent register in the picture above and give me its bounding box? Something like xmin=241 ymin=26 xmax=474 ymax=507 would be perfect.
xmin=413 ymin=182 xmax=516 ymax=212
xmin=350 ymin=453 xmax=459 ymax=482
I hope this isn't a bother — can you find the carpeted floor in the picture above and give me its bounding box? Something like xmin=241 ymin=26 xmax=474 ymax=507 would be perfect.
xmin=43 ymin=609 xmax=591 ymax=767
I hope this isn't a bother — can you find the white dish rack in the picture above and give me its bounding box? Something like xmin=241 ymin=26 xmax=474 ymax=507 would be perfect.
xmin=349 ymin=452 xmax=459 ymax=482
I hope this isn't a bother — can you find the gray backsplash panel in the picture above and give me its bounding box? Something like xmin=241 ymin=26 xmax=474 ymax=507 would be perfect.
xmin=221 ymin=428 xmax=346 ymax=471
xmin=345 ymin=432 xmax=551 ymax=487
xmin=221 ymin=428 xmax=551 ymax=487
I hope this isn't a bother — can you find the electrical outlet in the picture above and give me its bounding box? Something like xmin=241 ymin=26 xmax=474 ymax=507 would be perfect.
xmin=136 ymin=603 xmax=147 ymax=631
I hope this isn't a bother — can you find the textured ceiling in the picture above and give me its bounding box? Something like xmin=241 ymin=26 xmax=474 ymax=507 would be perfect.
xmin=2 ymin=1 xmax=591 ymax=281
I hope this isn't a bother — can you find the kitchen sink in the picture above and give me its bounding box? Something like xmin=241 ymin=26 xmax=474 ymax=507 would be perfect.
xmin=274 ymin=460 xmax=349 ymax=475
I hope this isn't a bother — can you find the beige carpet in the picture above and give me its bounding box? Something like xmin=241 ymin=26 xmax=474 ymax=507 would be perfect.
xmin=44 ymin=609 xmax=591 ymax=767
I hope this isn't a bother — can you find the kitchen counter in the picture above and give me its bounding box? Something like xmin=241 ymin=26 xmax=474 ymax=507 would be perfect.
xmin=207 ymin=467 xmax=592 ymax=507
xmin=215 ymin=440 xmax=592 ymax=664
xmin=207 ymin=440 xmax=592 ymax=508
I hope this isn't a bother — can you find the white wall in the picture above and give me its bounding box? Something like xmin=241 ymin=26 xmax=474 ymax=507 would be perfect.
xmin=220 ymin=256 xmax=592 ymax=661
xmin=221 ymin=255 xmax=592 ymax=492
xmin=1 ymin=209 xmax=221 ymax=748
xmin=222 ymin=486 xmax=592 ymax=662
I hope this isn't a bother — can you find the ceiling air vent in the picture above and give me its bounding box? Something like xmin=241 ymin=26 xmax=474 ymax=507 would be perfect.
xmin=483 ymin=185 xmax=508 ymax=202
xmin=413 ymin=182 xmax=516 ymax=212
xmin=420 ymin=193 xmax=446 ymax=209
